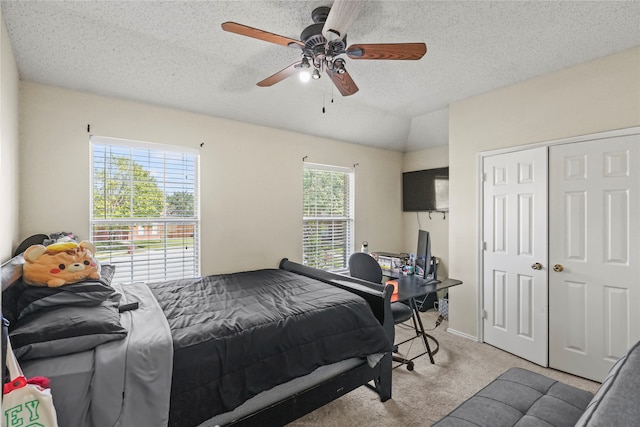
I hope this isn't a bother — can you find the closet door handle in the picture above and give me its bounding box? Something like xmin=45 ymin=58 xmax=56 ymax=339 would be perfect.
xmin=531 ymin=263 xmax=543 ymax=270
xmin=553 ymin=264 xmax=564 ymax=272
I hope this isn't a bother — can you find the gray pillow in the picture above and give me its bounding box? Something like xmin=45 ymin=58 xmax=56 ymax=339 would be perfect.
xmin=9 ymin=293 xmax=127 ymax=361
xmin=16 ymin=264 xmax=118 ymax=319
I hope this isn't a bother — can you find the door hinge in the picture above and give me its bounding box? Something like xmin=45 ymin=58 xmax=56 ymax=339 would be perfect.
xmin=482 ymin=309 xmax=488 ymax=319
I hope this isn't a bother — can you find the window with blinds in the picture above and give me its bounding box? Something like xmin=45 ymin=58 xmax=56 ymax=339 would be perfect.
xmin=303 ymin=163 xmax=354 ymax=271
xmin=90 ymin=136 xmax=199 ymax=283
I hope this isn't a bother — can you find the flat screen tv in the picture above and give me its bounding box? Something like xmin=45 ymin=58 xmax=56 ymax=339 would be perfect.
xmin=402 ymin=167 xmax=449 ymax=212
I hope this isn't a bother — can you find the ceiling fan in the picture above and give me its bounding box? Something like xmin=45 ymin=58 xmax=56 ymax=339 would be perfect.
xmin=221 ymin=0 xmax=427 ymax=96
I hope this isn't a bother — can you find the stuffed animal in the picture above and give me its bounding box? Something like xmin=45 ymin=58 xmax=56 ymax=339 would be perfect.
xmin=23 ymin=240 xmax=101 ymax=287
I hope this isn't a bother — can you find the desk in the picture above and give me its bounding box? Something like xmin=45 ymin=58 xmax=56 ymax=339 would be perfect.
xmin=386 ymin=275 xmax=462 ymax=368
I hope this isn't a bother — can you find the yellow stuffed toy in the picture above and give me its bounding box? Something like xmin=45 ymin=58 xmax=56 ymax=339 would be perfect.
xmin=23 ymin=240 xmax=101 ymax=287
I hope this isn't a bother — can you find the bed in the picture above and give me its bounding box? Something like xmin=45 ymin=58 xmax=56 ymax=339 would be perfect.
xmin=1 ymin=255 xmax=394 ymax=427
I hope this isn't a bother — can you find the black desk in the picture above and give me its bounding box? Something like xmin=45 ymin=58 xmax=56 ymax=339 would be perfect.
xmin=386 ymin=274 xmax=462 ymax=368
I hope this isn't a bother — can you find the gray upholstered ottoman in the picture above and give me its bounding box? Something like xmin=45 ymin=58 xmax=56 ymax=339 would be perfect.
xmin=433 ymin=367 xmax=593 ymax=426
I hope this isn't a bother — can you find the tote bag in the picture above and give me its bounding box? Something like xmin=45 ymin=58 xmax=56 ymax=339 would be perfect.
xmin=2 ymin=340 xmax=59 ymax=427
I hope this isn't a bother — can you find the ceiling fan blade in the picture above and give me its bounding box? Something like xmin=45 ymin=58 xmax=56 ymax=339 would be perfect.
xmin=346 ymin=43 xmax=427 ymax=60
xmin=257 ymin=62 xmax=303 ymax=87
xmin=221 ymin=22 xmax=304 ymax=48
xmin=326 ymin=69 xmax=359 ymax=96
xmin=322 ymin=0 xmax=366 ymax=42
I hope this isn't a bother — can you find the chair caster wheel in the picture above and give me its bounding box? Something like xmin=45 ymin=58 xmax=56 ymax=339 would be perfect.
xmin=406 ymin=362 xmax=414 ymax=371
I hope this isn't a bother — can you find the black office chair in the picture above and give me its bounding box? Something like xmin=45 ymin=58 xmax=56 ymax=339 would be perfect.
xmin=348 ymin=252 xmax=415 ymax=370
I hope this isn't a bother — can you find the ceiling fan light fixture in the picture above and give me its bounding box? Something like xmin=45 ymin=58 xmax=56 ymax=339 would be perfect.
xmin=312 ymin=69 xmax=321 ymax=80
xmin=299 ymin=71 xmax=311 ymax=82
xmin=301 ymin=57 xmax=311 ymax=68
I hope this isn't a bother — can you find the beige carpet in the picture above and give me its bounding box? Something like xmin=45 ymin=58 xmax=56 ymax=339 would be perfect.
xmin=288 ymin=311 xmax=601 ymax=427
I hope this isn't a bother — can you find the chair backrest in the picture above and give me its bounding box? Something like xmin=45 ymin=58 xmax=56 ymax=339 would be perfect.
xmin=13 ymin=234 xmax=48 ymax=257
xmin=349 ymin=252 xmax=383 ymax=284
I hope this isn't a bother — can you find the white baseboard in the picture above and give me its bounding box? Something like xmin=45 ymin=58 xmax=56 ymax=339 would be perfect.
xmin=447 ymin=328 xmax=478 ymax=342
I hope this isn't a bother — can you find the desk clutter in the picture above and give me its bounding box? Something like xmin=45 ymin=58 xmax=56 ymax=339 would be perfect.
xmin=371 ymin=252 xmax=439 ymax=279
xmin=372 ymin=252 xmax=407 ymax=274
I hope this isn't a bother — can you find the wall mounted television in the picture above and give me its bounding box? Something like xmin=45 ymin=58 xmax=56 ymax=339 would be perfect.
xmin=402 ymin=167 xmax=449 ymax=212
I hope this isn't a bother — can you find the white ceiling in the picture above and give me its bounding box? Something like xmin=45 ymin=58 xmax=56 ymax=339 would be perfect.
xmin=2 ymin=1 xmax=639 ymax=152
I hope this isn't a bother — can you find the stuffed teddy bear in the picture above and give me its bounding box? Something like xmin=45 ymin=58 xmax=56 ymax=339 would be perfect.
xmin=23 ymin=240 xmax=101 ymax=287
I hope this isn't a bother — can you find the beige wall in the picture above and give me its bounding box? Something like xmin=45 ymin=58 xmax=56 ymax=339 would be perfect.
xmin=401 ymin=145 xmax=449 ymax=279
xmin=18 ymin=82 xmax=404 ymax=276
xmin=448 ymin=47 xmax=640 ymax=338
xmin=0 ymin=8 xmax=20 ymax=262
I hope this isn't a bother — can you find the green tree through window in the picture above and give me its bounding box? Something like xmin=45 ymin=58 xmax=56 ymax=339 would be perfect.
xmin=166 ymin=191 xmax=195 ymax=217
xmin=93 ymin=155 xmax=164 ymax=218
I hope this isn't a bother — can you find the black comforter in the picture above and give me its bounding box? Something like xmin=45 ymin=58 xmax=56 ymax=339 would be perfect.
xmin=146 ymin=268 xmax=391 ymax=426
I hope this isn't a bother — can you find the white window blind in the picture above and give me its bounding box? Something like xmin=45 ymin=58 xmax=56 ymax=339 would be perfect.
xmin=90 ymin=136 xmax=199 ymax=283
xmin=303 ymin=163 xmax=354 ymax=271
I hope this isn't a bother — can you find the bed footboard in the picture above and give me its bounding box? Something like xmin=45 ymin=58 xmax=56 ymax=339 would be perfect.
xmin=279 ymin=258 xmax=394 ymax=343
xmin=279 ymin=258 xmax=393 ymax=402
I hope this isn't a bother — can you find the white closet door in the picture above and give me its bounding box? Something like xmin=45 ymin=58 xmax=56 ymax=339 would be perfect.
xmin=549 ymin=135 xmax=640 ymax=382
xmin=482 ymin=147 xmax=548 ymax=366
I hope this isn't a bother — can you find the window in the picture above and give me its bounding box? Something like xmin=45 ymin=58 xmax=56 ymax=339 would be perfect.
xmin=303 ymin=163 xmax=354 ymax=271
xmin=90 ymin=136 xmax=199 ymax=283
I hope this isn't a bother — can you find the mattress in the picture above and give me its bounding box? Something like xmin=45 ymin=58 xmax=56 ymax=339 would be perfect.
xmin=22 ymin=350 xmax=94 ymax=427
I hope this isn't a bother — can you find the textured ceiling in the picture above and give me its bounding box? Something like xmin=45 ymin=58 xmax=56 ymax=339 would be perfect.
xmin=2 ymin=1 xmax=639 ymax=152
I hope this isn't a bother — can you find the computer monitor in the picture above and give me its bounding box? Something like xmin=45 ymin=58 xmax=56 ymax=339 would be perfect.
xmin=415 ymin=229 xmax=432 ymax=279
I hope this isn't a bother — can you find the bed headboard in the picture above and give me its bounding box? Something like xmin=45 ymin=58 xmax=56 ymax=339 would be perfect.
xmin=2 ymin=254 xmax=24 ymax=292
xmin=2 ymin=255 xmax=27 ymax=326
xmin=279 ymin=258 xmax=395 ymax=345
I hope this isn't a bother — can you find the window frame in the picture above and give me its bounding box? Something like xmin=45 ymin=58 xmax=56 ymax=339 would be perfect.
xmin=89 ymin=135 xmax=200 ymax=283
xmin=302 ymin=162 xmax=355 ymax=272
